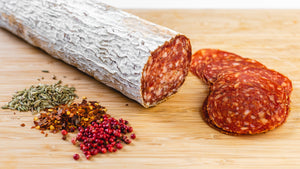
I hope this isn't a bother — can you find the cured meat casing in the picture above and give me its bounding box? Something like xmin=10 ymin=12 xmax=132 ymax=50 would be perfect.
xmin=0 ymin=0 xmax=192 ymax=108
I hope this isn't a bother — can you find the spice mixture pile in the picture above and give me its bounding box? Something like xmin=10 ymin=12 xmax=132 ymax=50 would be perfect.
xmin=2 ymin=80 xmax=136 ymax=161
xmin=33 ymin=98 xmax=136 ymax=160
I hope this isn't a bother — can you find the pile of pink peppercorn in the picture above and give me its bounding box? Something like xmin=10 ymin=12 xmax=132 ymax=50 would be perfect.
xmin=70 ymin=115 xmax=136 ymax=160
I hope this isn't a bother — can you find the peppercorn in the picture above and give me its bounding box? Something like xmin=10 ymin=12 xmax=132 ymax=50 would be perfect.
xmin=73 ymin=154 xmax=80 ymax=160
xmin=100 ymin=148 xmax=107 ymax=154
xmin=73 ymin=116 xmax=135 ymax=160
xmin=107 ymin=146 xmax=114 ymax=152
xmin=130 ymin=133 xmax=136 ymax=139
xmin=62 ymin=135 xmax=67 ymax=140
xmin=71 ymin=138 xmax=77 ymax=145
xmin=61 ymin=130 xmax=68 ymax=136
xmin=124 ymin=138 xmax=131 ymax=144
xmin=116 ymin=143 xmax=123 ymax=149
xmin=86 ymin=154 xmax=91 ymax=160
xmin=127 ymin=127 xmax=133 ymax=133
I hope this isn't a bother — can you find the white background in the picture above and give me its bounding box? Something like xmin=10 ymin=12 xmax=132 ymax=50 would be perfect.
xmin=101 ymin=0 xmax=300 ymax=9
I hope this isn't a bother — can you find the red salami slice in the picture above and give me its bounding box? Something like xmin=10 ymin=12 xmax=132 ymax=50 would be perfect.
xmin=190 ymin=49 xmax=266 ymax=84
xmin=192 ymin=48 xmax=293 ymax=135
xmin=240 ymin=67 xmax=292 ymax=96
xmin=206 ymin=71 xmax=290 ymax=135
xmin=202 ymin=96 xmax=241 ymax=136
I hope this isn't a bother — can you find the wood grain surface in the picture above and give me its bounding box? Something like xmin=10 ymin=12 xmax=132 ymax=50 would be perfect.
xmin=0 ymin=10 xmax=299 ymax=169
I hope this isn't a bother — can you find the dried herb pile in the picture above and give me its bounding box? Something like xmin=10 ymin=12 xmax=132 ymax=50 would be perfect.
xmin=1 ymin=80 xmax=77 ymax=113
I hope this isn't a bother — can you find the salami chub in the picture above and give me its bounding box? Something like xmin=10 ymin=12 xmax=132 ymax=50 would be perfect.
xmin=0 ymin=0 xmax=191 ymax=108
xmin=192 ymin=49 xmax=292 ymax=135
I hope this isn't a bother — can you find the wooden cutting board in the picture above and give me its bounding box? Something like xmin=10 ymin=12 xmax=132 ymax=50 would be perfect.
xmin=0 ymin=9 xmax=299 ymax=169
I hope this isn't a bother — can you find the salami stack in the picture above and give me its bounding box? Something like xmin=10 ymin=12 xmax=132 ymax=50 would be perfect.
xmin=191 ymin=49 xmax=292 ymax=135
xmin=0 ymin=0 xmax=191 ymax=108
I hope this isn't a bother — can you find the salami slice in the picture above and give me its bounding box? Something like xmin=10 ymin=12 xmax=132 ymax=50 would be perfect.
xmin=202 ymin=96 xmax=241 ymax=136
xmin=192 ymin=48 xmax=293 ymax=135
xmin=240 ymin=67 xmax=293 ymax=97
xmin=190 ymin=49 xmax=266 ymax=84
xmin=206 ymin=71 xmax=289 ymax=134
xmin=0 ymin=0 xmax=191 ymax=108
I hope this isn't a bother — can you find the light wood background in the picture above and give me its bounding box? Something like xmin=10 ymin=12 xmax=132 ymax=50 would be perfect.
xmin=0 ymin=10 xmax=299 ymax=169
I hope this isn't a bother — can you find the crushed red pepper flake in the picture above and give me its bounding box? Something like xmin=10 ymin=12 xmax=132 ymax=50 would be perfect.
xmin=33 ymin=98 xmax=107 ymax=133
xmin=20 ymin=123 xmax=25 ymax=127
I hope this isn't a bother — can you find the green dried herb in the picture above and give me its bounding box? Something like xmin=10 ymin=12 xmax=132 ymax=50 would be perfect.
xmin=41 ymin=70 xmax=49 ymax=73
xmin=1 ymin=80 xmax=78 ymax=113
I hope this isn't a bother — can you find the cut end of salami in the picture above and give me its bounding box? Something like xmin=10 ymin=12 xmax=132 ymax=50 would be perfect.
xmin=192 ymin=48 xmax=293 ymax=135
xmin=141 ymin=35 xmax=191 ymax=107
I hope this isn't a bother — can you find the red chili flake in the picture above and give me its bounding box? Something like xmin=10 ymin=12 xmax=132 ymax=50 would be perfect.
xmin=20 ymin=123 xmax=25 ymax=127
xmin=33 ymin=98 xmax=107 ymax=133
xmin=45 ymin=133 xmax=48 ymax=137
